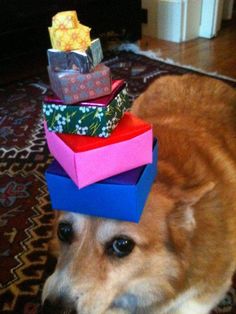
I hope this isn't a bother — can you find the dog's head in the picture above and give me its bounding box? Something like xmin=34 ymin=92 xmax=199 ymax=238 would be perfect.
xmin=42 ymin=181 xmax=214 ymax=314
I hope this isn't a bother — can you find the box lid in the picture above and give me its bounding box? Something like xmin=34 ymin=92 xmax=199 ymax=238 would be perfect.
xmin=56 ymin=112 xmax=152 ymax=152
xmin=44 ymin=79 xmax=125 ymax=107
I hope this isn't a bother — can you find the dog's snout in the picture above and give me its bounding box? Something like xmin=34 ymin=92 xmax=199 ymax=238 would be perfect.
xmin=42 ymin=297 xmax=77 ymax=314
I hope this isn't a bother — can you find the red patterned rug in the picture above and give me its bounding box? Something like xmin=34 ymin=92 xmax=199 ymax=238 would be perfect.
xmin=0 ymin=51 xmax=235 ymax=314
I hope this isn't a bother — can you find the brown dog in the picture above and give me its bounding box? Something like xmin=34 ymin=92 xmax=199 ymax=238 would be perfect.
xmin=42 ymin=74 xmax=236 ymax=314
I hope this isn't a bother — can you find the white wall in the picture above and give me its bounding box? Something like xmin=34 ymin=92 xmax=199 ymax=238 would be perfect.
xmin=157 ymin=0 xmax=202 ymax=42
xmin=199 ymin=0 xmax=224 ymax=38
xmin=142 ymin=0 xmax=202 ymax=42
xmin=157 ymin=0 xmax=184 ymax=42
xmin=142 ymin=0 xmax=228 ymax=42
xmin=142 ymin=0 xmax=159 ymax=37
xmin=222 ymin=0 xmax=234 ymax=19
xmin=184 ymin=0 xmax=202 ymax=41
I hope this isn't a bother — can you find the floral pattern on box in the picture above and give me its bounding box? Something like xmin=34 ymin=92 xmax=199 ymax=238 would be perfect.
xmin=43 ymin=87 xmax=131 ymax=137
xmin=48 ymin=64 xmax=111 ymax=104
xmin=51 ymin=11 xmax=80 ymax=29
xmin=49 ymin=25 xmax=91 ymax=51
xmin=48 ymin=11 xmax=91 ymax=51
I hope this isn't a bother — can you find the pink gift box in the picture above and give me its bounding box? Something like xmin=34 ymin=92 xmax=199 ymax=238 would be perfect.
xmin=44 ymin=112 xmax=153 ymax=188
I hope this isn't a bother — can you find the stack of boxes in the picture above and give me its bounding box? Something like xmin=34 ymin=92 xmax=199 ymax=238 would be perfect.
xmin=43 ymin=11 xmax=158 ymax=223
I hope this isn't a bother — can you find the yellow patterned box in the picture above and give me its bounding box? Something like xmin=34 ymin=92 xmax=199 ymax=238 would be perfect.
xmin=52 ymin=11 xmax=79 ymax=29
xmin=49 ymin=11 xmax=91 ymax=51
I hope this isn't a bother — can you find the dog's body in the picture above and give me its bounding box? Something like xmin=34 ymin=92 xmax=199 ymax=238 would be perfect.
xmin=42 ymin=74 xmax=236 ymax=314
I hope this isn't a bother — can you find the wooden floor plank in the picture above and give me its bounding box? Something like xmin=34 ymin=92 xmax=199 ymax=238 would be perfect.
xmin=139 ymin=14 xmax=236 ymax=80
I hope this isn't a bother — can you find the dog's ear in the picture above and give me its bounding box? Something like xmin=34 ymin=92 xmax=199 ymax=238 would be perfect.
xmin=174 ymin=181 xmax=215 ymax=207
xmin=169 ymin=181 xmax=215 ymax=229
xmin=167 ymin=181 xmax=215 ymax=255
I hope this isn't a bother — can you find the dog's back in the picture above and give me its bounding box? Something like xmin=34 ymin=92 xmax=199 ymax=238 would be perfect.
xmin=132 ymin=74 xmax=236 ymax=159
xmin=132 ymin=74 xmax=236 ymax=266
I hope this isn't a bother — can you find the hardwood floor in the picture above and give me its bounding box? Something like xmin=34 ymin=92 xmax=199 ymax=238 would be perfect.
xmin=139 ymin=13 xmax=236 ymax=80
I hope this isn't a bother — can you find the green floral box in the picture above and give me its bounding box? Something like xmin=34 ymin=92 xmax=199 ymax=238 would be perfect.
xmin=43 ymin=81 xmax=131 ymax=138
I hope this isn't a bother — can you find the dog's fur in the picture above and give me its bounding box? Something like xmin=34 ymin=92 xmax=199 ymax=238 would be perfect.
xmin=42 ymin=74 xmax=236 ymax=314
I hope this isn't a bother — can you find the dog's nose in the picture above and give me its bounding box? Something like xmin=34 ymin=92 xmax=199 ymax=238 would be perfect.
xmin=41 ymin=297 xmax=77 ymax=314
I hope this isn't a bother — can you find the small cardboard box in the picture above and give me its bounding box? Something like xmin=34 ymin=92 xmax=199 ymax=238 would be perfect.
xmin=47 ymin=39 xmax=103 ymax=73
xmin=48 ymin=63 xmax=111 ymax=104
xmin=43 ymin=80 xmax=130 ymax=137
xmin=45 ymin=139 xmax=158 ymax=222
xmin=44 ymin=112 xmax=153 ymax=189
xmin=48 ymin=11 xmax=91 ymax=51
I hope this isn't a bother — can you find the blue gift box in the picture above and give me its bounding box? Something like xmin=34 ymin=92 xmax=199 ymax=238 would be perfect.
xmin=45 ymin=139 xmax=158 ymax=222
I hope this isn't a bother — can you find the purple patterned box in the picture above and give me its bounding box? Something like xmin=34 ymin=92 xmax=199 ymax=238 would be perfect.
xmin=48 ymin=64 xmax=112 ymax=104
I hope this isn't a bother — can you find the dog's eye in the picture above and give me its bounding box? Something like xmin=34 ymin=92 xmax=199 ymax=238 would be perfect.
xmin=57 ymin=222 xmax=73 ymax=244
xmin=106 ymin=236 xmax=135 ymax=258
